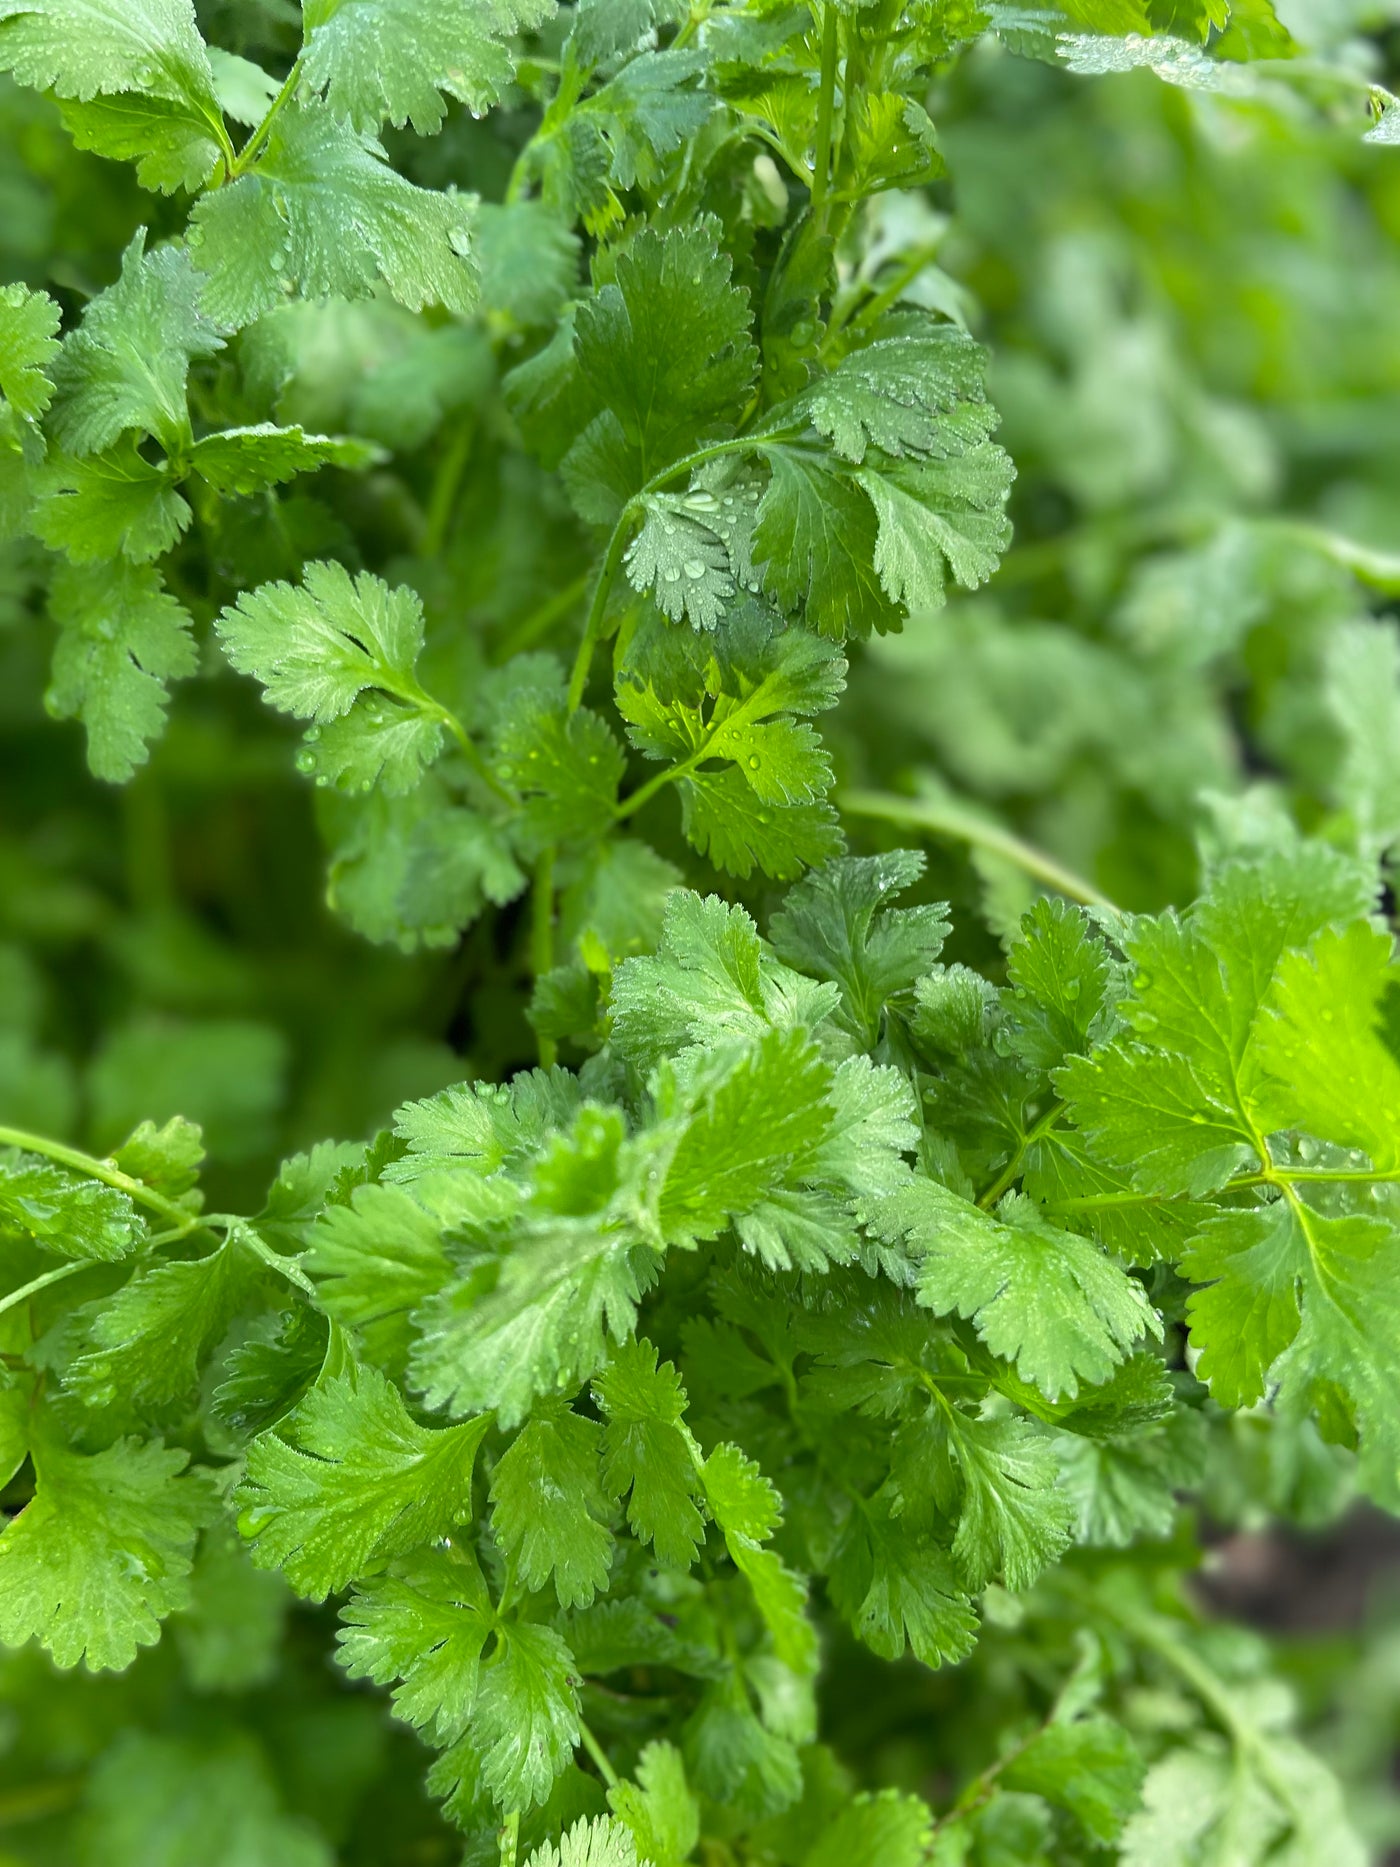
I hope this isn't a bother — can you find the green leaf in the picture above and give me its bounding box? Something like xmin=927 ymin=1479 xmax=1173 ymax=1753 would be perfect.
xmin=1184 ymin=1202 xmax=1400 ymax=1502
xmin=410 ymin=1112 xmax=654 ymax=1428
xmin=238 ymin=1362 xmax=491 ymax=1600
xmin=49 ymin=234 xmax=224 ymax=456
xmin=1251 ymin=921 xmax=1400 ymax=1172
xmin=0 ymin=281 xmax=60 ymax=424
xmin=33 ymin=436 xmax=192 ymax=562
xmin=702 ymin=1442 xmax=815 ymax=1672
xmin=608 ymin=888 xmax=840 ymax=1073
xmin=46 ymin=559 xmax=197 ymax=782
xmin=1002 ymin=1715 xmax=1145 ymax=1845
xmin=471 ymin=1619 xmax=582 ymax=1810
xmin=870 ymin=1181 xmax=1159 ymax=1399
xmin=803 ymin=1791 xmax=932 ymax=1867
xmin=594 ymin=1338 xmax=705 ymax=1568
xmin=0 ymin=0 xmax=223 ymax=124
xmin=660 ymin=1031 xmax=835 ymax=1246
xmin=336 ymin=1546 xmax=493 ymax=1744
xmin=217 ymin=561 xmax=445 ymax=792
xmin=302 ymin=0 xmax=555 ymax=135
xmin=304 ymin=1180 xmax=450 ymax=1372
xmin=827 ymin=1496 xmax=978 ymax=1670
xmin=190 ymin=106 xmax=477 ymax=328
xmin=941 ymin=1413 xmax=1073 ymax=1592
xmin=0 ymin=1149 xmax=142 ymax=1260
xmin=65 ymin=1230 xmax=262 ymax=1408
xmin=564 ymin=219 xmax=757 ymax=516
xmin=187 ymin=423 xmax=380 ymax=494
xmin=525 ymin=1816 xmax=642 ymax=1867
xmin=769 ymin=850 xmax=949 ymax=1046
xmin=0 ymin=1426 xmax=212 ymax=1670
xmin=490 ymin=1400 xmax=615 ymax=1607
xmin=609 ymin=1742 xmax=700 ymax=1867
xmin=494 ymin=688 xmax=626 ymax=848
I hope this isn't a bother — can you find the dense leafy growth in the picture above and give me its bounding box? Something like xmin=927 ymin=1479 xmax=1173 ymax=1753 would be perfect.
xmin=3 ymin=0 xmax=1400 ymax=1863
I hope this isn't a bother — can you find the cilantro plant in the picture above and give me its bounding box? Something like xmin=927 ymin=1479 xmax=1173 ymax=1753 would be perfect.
xmin=3 ymin=2 xmax=1400 ymax=1863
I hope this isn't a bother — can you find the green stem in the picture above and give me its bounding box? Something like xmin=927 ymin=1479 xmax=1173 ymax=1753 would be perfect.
xmin=977 ymin=1100 xmax=1065 ymax=1210
xmin=531 ymin=850 xmax=558 ymax=1069
xmin=577 ymin=1717 xmax=620 ymax=1788
xmin=0 ymin=1260 xmax=87 ymax=1324
xmin=0 ymin=1125 xmax=200 ymax=1232
xmin=230 ymin=55 xmax=303 ymax=178
xmin=499 ymin=1811 xmax=521 ymax=1867
xmin=421 ymin=419 xmax=475 ymax=558
xmin=811 ymin=3 xmax=840 ymax=223
xmin=840 ymin=789 xmax=1116 ymax=912
xmin=492 ymin=572 xmax=592 ymax=664
xmin=567 ymin=507 xmax=641 ymax=713
xmin=614 ymin=744 xmax=707 ymax=821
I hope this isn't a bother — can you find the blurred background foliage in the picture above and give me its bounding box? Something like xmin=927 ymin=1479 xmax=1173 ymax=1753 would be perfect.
xmin=5 ymin=0 xmax=1400 ymax=1859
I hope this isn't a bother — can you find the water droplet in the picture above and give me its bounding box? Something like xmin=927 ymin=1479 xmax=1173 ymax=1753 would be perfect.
xmin=683 ymin=559 xmax=707 ymax=580
xmin=295 ymin=749 xmax=317 ymax=774
xmin=1064 ymin=979 xmax=1081 ymax=1001
xmin=304 ymin=725 xmax=322 ymax=743
xmin=662 ymin=567 xmax=681 ymax=583
xmin=748 ymin=754 xmax=761 ymax=770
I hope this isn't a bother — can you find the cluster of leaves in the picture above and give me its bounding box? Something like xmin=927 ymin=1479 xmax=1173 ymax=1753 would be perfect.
xmin=4 ymin=0 xmax=1400 ymax=1864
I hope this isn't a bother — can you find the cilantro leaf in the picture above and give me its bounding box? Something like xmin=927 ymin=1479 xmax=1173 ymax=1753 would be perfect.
xmin=0 ymin=1426 xmax=212 ymax=1671
xmin=302 ymin=0 xmax=555 ymax=135
xmin=65 ymin=1229 xmax=262 ymax=1408
xmin=46 ymin=559 xmax=197 ymax=782
xmin=217 ymin=561 xmax=447 ymax=793
xmin=769 ymin=850 xmax=949 ymax=1047
xmin=0 ymin=280 xmax=61 ymax=425
xmin=49 ymin=234 xmax=223 ymax=456
xmin=869 ymin=1180 xmax=1159 ymax=1398
xmin=337 ymin=1546 xmax=493 ymax=1745
xmin=0 ymin=1148 xmax=142 ymax=1259
xmin=594 ymin=1338 xmax=705 ymax=1567
xmin=303 ymin=1180 xmax=450 ymax=1372
xmin=238 ymin=1362 xmax=491 ymax=1599
xmin=190 ymin=106 xmax=477 ymax=328
xmin=525 ymin=1816 xmax=643 ymax=1867
xmin=490 ymin=1400 xmax=615 ymax=1607
xmin=0 ymin=0 xmax=223 ymax=130
xmin=33 ymin=437 xmax=191 ymax=563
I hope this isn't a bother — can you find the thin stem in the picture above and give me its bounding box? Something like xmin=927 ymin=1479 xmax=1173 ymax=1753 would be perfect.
xmin=577 ymin=1717 xmax=619 ymax=1788
xmin=568 ymin=509 xmax=640 ymax=713
xmin=811 ymin=3 xmax=840 ymax=223
xmin=234 ymin=1222 xmax=319 ymax=1301
xmin=614 ymin=744 xmax=707 ymax=821
xmin=231 ymin=56 xmax=303 ymax=178
xmin=421 ymin=420 xmax=475 ymax=558
xmin=492 ymin=572 xmax=591 ymax=665
xmin=977 ymin=1100 xmax=1065 ymax=1210
xmin=0 ymin=1125 xmax=200 ymax=1232
xmin=840 ymin=790 xmax=1116 ymax=912
xmin=531 ymin=850 xmax=558 ymax=1069
xmin=0 ymin=1260 xmax=87 ymax=1325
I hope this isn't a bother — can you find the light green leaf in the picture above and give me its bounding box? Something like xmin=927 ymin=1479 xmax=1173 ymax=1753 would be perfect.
xmin=238 ymin=1362 xmax=490 ymax=1599
xmin=46 ymin=559 xmax=197 ymax=782
xmin=190 ymin=106 xmax=476 ymax=328
xmin=0 ymin=1427 xmax=212 ymax=1670
xmin=490 ymin=1400 xmax=615 ymax=1607
xmin=302 ymin=0 xmax=556 ymax=135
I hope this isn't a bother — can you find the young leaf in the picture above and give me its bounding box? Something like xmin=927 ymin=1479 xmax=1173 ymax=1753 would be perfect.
xmin=0 ymin=1150 xmax=142 ymax=1260
xmin=238 ymin=1362 xmax=491 ymax=1599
